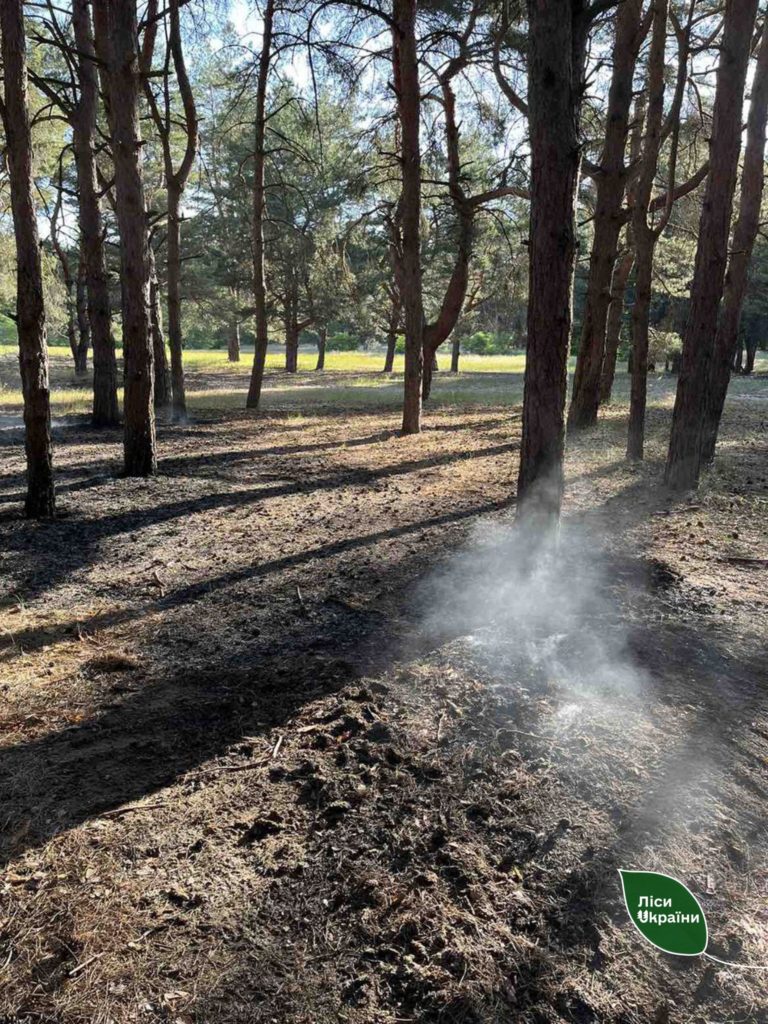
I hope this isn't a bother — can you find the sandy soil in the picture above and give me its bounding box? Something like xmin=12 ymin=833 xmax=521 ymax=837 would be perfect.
xmin=1 ymin=371 xmax=767 ymax=1023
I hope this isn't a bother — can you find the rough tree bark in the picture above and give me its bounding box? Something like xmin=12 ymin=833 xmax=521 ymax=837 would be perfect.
xmin=392 ymin=0 xmax=425 ymax=434
xmin=246 ymin=0 xmax=275 ymax=409
xmin=665 ymin=0 xmax=758 ymax=490
xmin=568 ymin=0 xmax=643 ymax=429
xmin=72 ymin=0 xmax=118 ymax=425
xmin=0 ymin=0 xmax=55 ymax=517
xmin=516 ymin=0 xmax=589 ymax=527
xmin=100 ymin=0 xmax=157 ymax=476
xmin=700 ymin=18 xmax=768 ymax=465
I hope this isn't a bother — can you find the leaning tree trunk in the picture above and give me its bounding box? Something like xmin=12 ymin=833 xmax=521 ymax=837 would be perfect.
xmin=665 ymin=0 xmax=758 ymax=490
xmin=1 ymin=0 xmax=55 ymax=517
xmin=599 ymin=242 xmax=634 ymax=403
xmin=72 ymin=0 xmax=118 ymax=427
xmin=246 ymin=0 xmax=275 ymax=409
xmin=517 ymin=0 xmax=588 ymax=528
xmin=315 ymin=325 xmax=327 ymax=370
xmin=393 ymin=0 xmax=425 ymax=434
xmin=103 ymin=0 xmax=156 ymax=476
xmin=568 ymin=0 xmax=643 ymax=429
xmin=700 ymin=18 xmax=768 ymax=465
xmin=228 ymin=321 xmax=241 ymax=362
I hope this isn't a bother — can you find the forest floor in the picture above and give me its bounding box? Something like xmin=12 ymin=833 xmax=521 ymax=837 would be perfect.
xmin=1 ymin=355 xmax=768 ymax=1023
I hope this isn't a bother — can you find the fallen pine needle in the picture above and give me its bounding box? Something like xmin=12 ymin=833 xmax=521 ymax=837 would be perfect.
xmin=100 ymin=802 xmax=168 ymax=819
xmin=69 ymin=953 xmax=103 ymax=978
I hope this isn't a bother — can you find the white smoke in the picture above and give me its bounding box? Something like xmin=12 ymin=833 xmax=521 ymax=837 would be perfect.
xmin=417 ymin=516 xmax=647 ymax=700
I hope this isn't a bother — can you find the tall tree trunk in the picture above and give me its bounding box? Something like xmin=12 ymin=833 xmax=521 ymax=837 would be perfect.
xmin=75 ymin=255 xmax=89 ymax=374
xmin=102 ymin=0 xmax=156 ymax=476
xmin=599 ymin=242 xmax=634 ymax=403
xmin=246 ymin=0 xmax=275 ymax=409
xmin=166 ymin=182 xmax=187 ymax=417
xmin=665 ymin=0 xmax=758 ymax=490
xmin=1 ymin=0 xmax=55 ymax=517
xmin=65 ymin=279 xmax=78 ymax=369
xmin=164 ymin=0 xmax=197 ymax=421
xmin=517 ymin=0 xmax=588 ymax=528
xmin=627 ymin=0 xmax=667 ymax=461
xmin=421 ymin=66 xmax=474 ymax=399
xmin=384 ymin=328 xmax=397 ymax=372
xmin=450 ymin=332 xmax=460 ymax=373
xmin=393 ymin=0 xmax=425 ymax=435
xmin=149 ymin=247 xmax=171 ymax=409
xmin=315 ymin=325 xmax=327 ymax=370
xmin=49 ymin=190 xmax=79 ymax=370
xmin=72 ymin=0 xmax=118 ymax=427
xmin=285 ymin=310 xmax=299 ymax=373
xmin=700 ymin=19 xmax=768 ymax=465
xmin=228 ymin=321 xmax=241 ymax=362
xmin=422 ymin=350 xmax=439 ymax=398
xmin=383 ymin=288 xmax=400 ymax=372
xmin=626 ymin=233 xmax=655 ymax=459
xmin=568 ymin=0 xmax=643 ymax=429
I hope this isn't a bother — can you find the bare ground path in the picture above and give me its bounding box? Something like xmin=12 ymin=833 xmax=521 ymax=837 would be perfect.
xmin=1 ymin=380 xmax=767 ymax=1023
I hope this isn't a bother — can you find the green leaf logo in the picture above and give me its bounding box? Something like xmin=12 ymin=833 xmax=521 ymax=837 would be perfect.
xmin=619 ymin=870 xmax=708 ymax=956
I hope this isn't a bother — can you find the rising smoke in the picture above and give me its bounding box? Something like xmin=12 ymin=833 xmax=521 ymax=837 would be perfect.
xmin=417 ymin=516 xmax=648 ymax=700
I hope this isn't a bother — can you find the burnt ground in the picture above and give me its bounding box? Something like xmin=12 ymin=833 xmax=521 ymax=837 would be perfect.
xmin=1 ymin=366 xmax=768 ymax=1024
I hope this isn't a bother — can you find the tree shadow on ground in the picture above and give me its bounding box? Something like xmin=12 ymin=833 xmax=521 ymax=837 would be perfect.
xmin=0 ymin=438 xmax=518 ymax=606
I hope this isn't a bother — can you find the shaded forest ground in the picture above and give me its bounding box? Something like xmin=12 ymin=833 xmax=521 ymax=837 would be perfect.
xmin=1 ymin=354 xmax=768 ymax=1023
